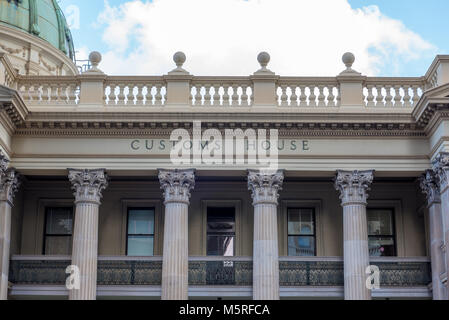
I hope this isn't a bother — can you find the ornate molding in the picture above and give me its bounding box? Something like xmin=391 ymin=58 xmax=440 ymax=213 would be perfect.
xmin=419 ymin=170 xmax=441 ymax=206
xmin=158 ymin=169 xmax=195 ymax=205
xmin=335 ymin=170 xmax=374 ymax=206
xmin=432 ymin=152 xmax=449 ymax=192
xmin=68 ymin=169 xmax=108 ymax=205
xmin=248 ymin=169 xmax=284 ymax=206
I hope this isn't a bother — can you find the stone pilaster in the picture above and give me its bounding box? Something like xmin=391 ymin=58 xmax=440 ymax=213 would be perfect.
xmin=248 ymin=169 xmax=284 ymax=300
xmin=158 ymin=169 xmax=195 ymax=300
xmin=0 ymin=154 xmax=20 ymax=301
xmin=420 ymin=170 xmax=447 ymax=300
xmin=433 ymin=152 xmax=449 ymax=298
xmin=335 ymin=170 xmax=374 ymax=300
xmin=68 ymin=169 xmax=108 ymax=300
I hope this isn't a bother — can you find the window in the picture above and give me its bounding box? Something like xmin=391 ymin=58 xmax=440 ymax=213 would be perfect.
xmin=127 ymin=208 xmax=155 ymax=256
xmin=44 ymin=207 xmax=73 ymax=255
xmin=367 ymin=208 xmax=396 ymax=257
xmin=288 ymin=208 xmax=316 ymax=256
xmin=207 ymin=207 xmax=235 ymax=256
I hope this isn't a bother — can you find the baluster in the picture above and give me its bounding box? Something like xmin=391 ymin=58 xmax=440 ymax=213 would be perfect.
xmin=50 ymin=84 xmax=58 ymax=102
xmin=327 ymin=86 xmax=336 ymax=107
xmin=146 ymin=85 xmax=154 ymax=105
xmin=393 ymin=85 xmax=402 ymax=107
xmin=43 ymin=84 xmax=51 ymax=102
xmin=68 ymin=84 xmax=77 ymax=104
xmin=384 ymin=85 xmax=393 ymax=107
xmin=213 ymin=84 xmax=221 ymax=106
xmin=222 ymin=85 xmax=230 ymax=106
xmin=317 ymin=85 xmax=326 ymax=107
xmin=31 ymin=84 xmax=41 ymax=102
xmin=375 ymin=85 xmax=384 ymax=107
xmin=194 ymin=84 xmax=202 ymax=106
xmin=366 ymin=85 xmax=375 ymax=107
xmin=204 ymin=85 xmax=212 ymax=105
xmin=189 ymin=85 xmax=194 ymax=105
xmin=308 ymin=86 xmax=317 ymax=107
xmin=116 ymin=84 xmax=125 ymax=105
xmin=403 ymin=85 xmax=412 ymax=108
xmin=248 ymin=86 xmax=254 ymax=106
xmin=136 ymin=84 xmax=144 ymax=105
xmin=412 ymin=85 xmax=420 ymax=107
xmin=231 ymin=85 xmax=239 ymax=106
xmin=59 ymin=84 xmax=68 ymax=103
xmin=336 ymin=87 xmax=341 ymax=107
xmin=280 ymin=85 xmax=289 ymax=107
xmin=21 ymin=84 xmax=31 ymax=101
xmin=155 ymin=84 xmax=163 ymax=106
xmin=290 ymin=85 xmax=298 ymax=107
xmin=299 ymin=85 xmax=307 ymax=107
xmin=241 ymin=85 xmax=249 ymax=106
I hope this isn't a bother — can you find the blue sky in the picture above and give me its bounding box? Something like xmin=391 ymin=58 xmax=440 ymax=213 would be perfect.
xmin=58 ymin=0 xmax=449 ymax=77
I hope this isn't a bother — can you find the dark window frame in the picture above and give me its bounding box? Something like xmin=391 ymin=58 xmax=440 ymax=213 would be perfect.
xmin=126 ymin=207 xmax=156 ymax=256
xmin=206 ymin=206 xmax=236 ymax=257
xmin=287 ymin=207 xmax=317 ymax=257
xmin=367 ymin=207 xmax=397 ymax=257
xmin=42 ymin=206 xmax=74 ymax=255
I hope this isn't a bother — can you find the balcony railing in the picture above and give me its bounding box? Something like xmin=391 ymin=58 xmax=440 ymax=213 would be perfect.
xmin=2 ymin=53 xmax=447 ymax=111
xmin=9 ymin=256 xmax=431 ymax=288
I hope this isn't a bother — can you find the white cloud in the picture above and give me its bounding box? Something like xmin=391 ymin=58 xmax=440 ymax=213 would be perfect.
xmin=95 ymin=0 xmax=436 ymax=76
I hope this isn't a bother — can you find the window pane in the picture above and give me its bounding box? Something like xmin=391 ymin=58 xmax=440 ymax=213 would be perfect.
xmin=369 ymin=237 xmax=396 ymax=257
xmin=368 ymin=209 xmax=393 ymax=236
xmin=207 ymin=235 xmax=235 ymax=256
xmin=127 ymin=236 xmax=154 ymax=256
xmin=128 ymin=209 xmax=154 ymax=235
xmin=207 ymin=207 xmax=235 ymax=234
xmin=45 ymin=236 xmax=72 ymax=255
xmin=288 ymin=209 xmax=314 ymax=235
xmin=288 ymin=236 xmax=315 ymax=256
xmin=46 ymin=208 xmax=73 ymax=235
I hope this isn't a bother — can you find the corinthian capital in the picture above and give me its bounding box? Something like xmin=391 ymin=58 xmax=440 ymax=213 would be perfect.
xmin=335 ymin=170 xmax=374 ymax=205
xmin=248 ymin=170 xmax=284 ymax=205
xmin=420 ymin=170 xmax=441 ymax=206
xmin=0 ymin=168 xmax=21 ymax=205
xmin=68 ymin=169 xmax=108 ymax=204
xmin=158 ymin=169 xmax=195 ymax=204
xmin=432 ymin=152 xmax=449 ymax=192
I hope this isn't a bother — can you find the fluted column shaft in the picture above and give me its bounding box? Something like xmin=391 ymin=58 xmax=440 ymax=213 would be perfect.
xmin=420 ymin=170 xmax=447 ymax=300
xmin=0 ymin=201 xmax=11 ymax=300
xmin=248 ymin=170 xmax=284 ymax=301
xmin=68 ymin=169 xmax=108 ymax=301
xmin=0 ymin=156 xmax=20 ymax=300
xmin=159 ymin=169 xmax=195 ymax=300
xmin=335 ymin=170 xmax=374 ymax=300
xmin=433 ymin=153 xmax=449 ymax=298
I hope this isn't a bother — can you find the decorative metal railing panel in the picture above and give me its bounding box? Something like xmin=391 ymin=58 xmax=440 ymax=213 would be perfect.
xmin=279 ymin=261 xmax=344 ymax=286
xmin=9 ymin=258 xmax=431 ymax=287
xmin=188 ymin=261 xmax=252 ymax=286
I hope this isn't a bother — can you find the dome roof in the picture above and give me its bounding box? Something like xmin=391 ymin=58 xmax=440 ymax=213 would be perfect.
xmin=0 ymin=0 xmax=75 ymax=60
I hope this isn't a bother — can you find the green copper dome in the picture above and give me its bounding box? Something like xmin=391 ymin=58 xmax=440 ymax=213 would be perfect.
xmin=0 ymin=0 xmax=75 ymax=60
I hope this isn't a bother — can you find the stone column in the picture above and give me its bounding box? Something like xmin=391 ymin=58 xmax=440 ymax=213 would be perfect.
xmin=420 ymin=170 xmax=447 ymax=300
xmin=248 ymin=169 xmax=284 ymax=300
xmin=335 ymin=170 xmax=374 ymax=300
xmin=158 ymin=169 xmax=195 ymax=300
xmin=68 ymin=169 xmax=108 ymax=301
xmin=433 ymin=152 xmax=449 ymax=297
xmin=0 ymin=155 xmax=20 ymax=301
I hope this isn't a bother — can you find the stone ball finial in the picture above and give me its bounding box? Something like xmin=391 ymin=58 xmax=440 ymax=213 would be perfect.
xmin=89 ymin=51 xmax=102 ymax=68
xmin=257 ymin=52 xmax=271 ymax=68
xmin=173 ymin=51 xmax=187 ymax=68
xmin=342 ymin=52 xmax=355 ymax=69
